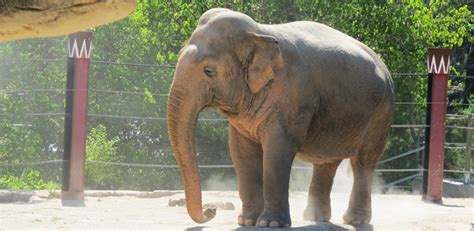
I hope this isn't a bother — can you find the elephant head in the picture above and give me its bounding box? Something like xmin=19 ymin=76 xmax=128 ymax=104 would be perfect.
xmin=167 ymin=8 xmax=283 ymax=223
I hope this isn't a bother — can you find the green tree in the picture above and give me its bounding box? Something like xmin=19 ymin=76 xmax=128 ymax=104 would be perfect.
xmin=0 ymin=0 xmax=471 ymax=191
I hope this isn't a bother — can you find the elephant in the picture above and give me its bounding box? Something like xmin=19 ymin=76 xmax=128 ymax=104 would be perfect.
xmin=167 ymin=8 xmax=394 ymax=228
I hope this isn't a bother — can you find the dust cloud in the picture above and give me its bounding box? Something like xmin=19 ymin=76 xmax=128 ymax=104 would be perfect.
xmin=331 ymin=159 xmax=354 ymax=194
xmin=203 ymin=173 xmax=237 ymax=191
xmin=289 ymin=159 xmax=354 ymax=194
xmin=202 ymin=159 xmax=358 ymax=193
xmin=203 ymin=159 xmax=399 ymax=196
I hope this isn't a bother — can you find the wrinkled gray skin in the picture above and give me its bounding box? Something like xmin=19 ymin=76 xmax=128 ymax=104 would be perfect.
xmin=167 ymin=8 xmax=394 ymax=228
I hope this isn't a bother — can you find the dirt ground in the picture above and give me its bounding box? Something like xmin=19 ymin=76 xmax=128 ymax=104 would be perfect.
xmin=0 ymin=190 xmax=472 ymax=230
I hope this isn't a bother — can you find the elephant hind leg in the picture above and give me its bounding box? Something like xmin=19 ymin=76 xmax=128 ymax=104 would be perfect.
xmin=343 ymin=104 xmax=392 ymax=225
xmin=304 ymin=160 xmax=342 ymax=222
xmin=344 ymin=119 xmax=390 ymax=225
xmin=343 ymin=154 xmax=377 ymax=225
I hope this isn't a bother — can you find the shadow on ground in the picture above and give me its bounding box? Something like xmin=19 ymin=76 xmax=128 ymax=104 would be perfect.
xmin=61 ymin=199 xmax=86 ymax=207
xmin=186 ymin=222 xmax=373 ymax=231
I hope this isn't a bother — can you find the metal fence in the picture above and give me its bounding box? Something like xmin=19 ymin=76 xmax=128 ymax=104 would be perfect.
xmin=0 ymin=59 xmax=472 ymax=192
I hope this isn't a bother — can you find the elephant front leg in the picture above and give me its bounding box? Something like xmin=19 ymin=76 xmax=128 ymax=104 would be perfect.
xmin=304 ymin=160 xmax=341 ymax=222
xmin=256 ymin=130 xmax=297 ymax=228
xmin=229 ymin=126 xmax=264 ymax=227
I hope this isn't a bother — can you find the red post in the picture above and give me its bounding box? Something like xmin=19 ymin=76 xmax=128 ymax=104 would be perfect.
xmin=62 ymin=32 xmax=92 ymax=202
xmin=426 ymin=48 xmax=450 ymax=203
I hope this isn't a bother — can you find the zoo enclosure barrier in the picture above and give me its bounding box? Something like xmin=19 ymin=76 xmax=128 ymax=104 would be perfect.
xmin=0 ymin=33 xmax=472 ymax=202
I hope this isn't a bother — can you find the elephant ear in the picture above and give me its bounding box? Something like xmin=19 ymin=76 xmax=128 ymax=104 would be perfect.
xmin=244 ymin=32 xmax=284 ymax=93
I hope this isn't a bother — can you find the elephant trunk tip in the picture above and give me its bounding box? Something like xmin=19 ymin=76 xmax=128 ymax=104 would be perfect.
xmin=189 ymin=207 xmax=217 ymax=224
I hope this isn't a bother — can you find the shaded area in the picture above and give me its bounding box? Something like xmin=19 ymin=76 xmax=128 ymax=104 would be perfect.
xmin=0 ymin=0 xmax=135 ymax=41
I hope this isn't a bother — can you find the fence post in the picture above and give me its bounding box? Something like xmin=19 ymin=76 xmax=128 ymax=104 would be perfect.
xmin=464 ymin=114 xmax=473 ymax=184
xmin=422 ymin=72 xmax=433 ymax=199
xmin=61 ymin=32 xmax=92 ymax=202
xmin=425 ymin=48 xmax=450 ymax=203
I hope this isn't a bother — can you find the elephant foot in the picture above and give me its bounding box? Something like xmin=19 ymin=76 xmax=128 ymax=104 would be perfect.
xmin=303 ymin=206 xmax=331 ymax=222
xmin=237 ymin=205 xmax=262 ymax=226
xmin=343 ymin=207 xmax=371 ymax=225
xmin=256 ymin=209 xmax=291 ymax=228
xmin=238 ymin=214 xmax=258 ymax=227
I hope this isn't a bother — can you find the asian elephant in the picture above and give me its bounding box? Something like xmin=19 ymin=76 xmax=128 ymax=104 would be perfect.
xmin=167 ymin=8 xmax=394 ymax=228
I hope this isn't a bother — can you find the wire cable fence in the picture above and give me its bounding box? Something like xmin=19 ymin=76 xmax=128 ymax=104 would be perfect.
xmin=1 ymin=159 xmax=472 ymax=174
xmin=3 ymin=87 xmax=470 ymax=106
xmin=2 ymin=111 xmax=473 ymax=130
xmin=1 ymin=60 xmax=472 ymax=191
xmin=7 ymin=58 xmax=474 ymax=79
xmin=3 ymin=111 xmax=474 ymax=129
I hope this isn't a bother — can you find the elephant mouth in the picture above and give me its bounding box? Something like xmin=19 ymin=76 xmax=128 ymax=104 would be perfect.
xmin=207 ymin=96 xmax=239 ymax=117
xmin=218 ymin=107 xmax=239 ymax=117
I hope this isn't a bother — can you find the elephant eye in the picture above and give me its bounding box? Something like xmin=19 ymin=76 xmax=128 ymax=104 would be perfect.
xmin=203 ymin=67 xmax=216 ymax=77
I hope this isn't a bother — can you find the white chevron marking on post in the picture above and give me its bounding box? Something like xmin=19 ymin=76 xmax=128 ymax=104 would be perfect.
xmin=427 ymin=55 xmax=450 ymax=74
xmin=79 ymin=39 xmax=91 ymax=59
xmin=68 ymin=39 xmax=78 ymax=58
xmin=68 ymin=39 xmax=91 ymax=59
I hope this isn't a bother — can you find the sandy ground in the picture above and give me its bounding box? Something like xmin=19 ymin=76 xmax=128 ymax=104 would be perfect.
xmin=0 ymin=190 xmax=472 ymax=230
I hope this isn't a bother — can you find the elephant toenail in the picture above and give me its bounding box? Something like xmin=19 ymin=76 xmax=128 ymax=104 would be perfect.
xmin=258 ymin=220 xmax=268 ymax=227
xmin=269 ymin=220 xmax=280 ymax=228
xmin=238 ymin=216 xmax=244 ymax=226
xmin=352 ymin=220 xmax=361 ymax=225
xmin=244 ymin=219 xmax=255 ymax=226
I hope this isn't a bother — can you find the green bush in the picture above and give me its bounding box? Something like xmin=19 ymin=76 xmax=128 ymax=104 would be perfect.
xmin=0 ymin=168 xmax=60 ymax=190
xmin=86 ymin=125 xmax=121 ymax=189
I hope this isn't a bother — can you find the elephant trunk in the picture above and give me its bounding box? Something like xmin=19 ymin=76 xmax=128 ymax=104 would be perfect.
xmin=167 ymin=82 xmax=216 ymax=224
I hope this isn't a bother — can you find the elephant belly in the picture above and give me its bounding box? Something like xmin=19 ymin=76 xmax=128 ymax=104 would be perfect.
xmin=295 ymin=144 xmax=357 ymax=164
xmin=295 ymin=117 xmax=369 ymax=164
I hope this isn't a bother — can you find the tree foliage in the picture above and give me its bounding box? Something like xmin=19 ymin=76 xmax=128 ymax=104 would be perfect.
xmin=0 ymin=0 xmax=472 ymax=191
